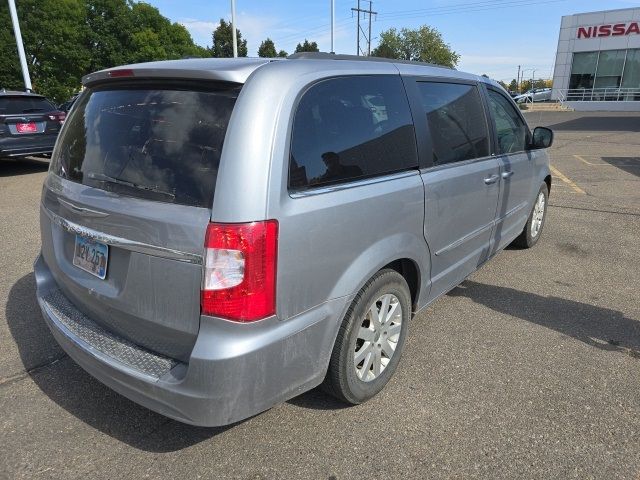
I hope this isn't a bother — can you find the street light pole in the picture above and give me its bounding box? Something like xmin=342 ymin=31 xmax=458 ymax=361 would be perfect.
xmin=532 ymin=69 xmax=536 ymax=89
xmin=231 ymin=0 xmax=238 ymax=58
xmin=7 ymin=0 xmax=32 ymax=91
xmin=330 ymin=0 xmax=335 ymax=53
xmin=521 ymin=68 xmax=537 ymax=92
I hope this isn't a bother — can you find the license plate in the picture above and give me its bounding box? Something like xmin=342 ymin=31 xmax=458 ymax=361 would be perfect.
xmin=73 ymin=235 xmax=109 ymax=279
xmin=16 ymin=122 xmax=37 ymax=133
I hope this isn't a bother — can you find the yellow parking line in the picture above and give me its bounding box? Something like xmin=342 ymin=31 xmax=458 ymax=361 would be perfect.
xmin=550 ymin=165 xmax=586 ymax=195
xmin=574 ymin=154 xmax=612 ymax=166
xmin=574 ymin=154 xmax=597 ymax=165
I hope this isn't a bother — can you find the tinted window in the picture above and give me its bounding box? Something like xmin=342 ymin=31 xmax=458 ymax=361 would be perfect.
xmin=0 ymin=96 xmax=56 ymax=114
xmin=487 ymin=89 xmax=529 ymax=154
xmin=50 ymin=84 xmax=239 ymax=208
xmin=289 ymin=76 xmax=418 ymax=190
xmin=417 ymin=82 xmax=489 ymax=165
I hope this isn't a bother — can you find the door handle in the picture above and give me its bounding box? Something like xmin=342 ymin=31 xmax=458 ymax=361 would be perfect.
xmin=484 ymin=174 xmax=499 ymax=185
xmin=501 ymin=170 xmax=514 ymax=179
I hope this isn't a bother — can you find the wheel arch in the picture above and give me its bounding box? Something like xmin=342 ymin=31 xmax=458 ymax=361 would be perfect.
xmin=544 ymin=174 xmax=552 ymax=196
xmin=382 ymin=259 xmax=420 ymax=313
xmin=327 ymin=232 xmax=430 ymax=316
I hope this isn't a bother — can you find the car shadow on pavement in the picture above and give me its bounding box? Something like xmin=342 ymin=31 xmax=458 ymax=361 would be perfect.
xmin=287 ymin=387 xmax=349 ymax=410
xmin=449 ymin=280 xmax=640 ymax=357
xmin=6 ymin=273 xmax=231 ymax=452
xmin=546 ymin=116 xmax=640 ymax=132
xmin=601 ymin=156 xmax=640 ymax=178
xmin=0 ymin=157 xmax=50 ymax=177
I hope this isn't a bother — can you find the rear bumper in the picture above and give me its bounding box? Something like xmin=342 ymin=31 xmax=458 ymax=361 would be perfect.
xmin=34 ymin=254 xmax=349 ymax=426
xmin=0 ymin=135 xmax=56 ymax=158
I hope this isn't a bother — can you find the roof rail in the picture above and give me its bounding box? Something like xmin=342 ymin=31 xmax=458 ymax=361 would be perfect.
xmin=287 ymin=52 xmax=455 ymax=70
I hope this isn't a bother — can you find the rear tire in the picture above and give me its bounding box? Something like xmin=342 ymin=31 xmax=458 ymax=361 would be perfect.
xmin=512 ymin=183 xmax=548 ymax=248
xmin=321 ymin=269 xmax=411 ymax=405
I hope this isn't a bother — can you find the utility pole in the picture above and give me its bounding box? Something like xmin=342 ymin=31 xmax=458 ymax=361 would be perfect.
xmin=351 ymin=0 xmax=376 ymax=56
xmin=516 ymin=65 xmax=521 ymax=93
xmin=7 ymin=0 xmax=32 ymax=91
xmin=367 ymin=0 xmax=372 ymax=55
xmin=231 ymin=0 xmax=238 ymax=58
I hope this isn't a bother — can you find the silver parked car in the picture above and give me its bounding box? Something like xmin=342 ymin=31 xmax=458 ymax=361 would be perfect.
xmin=35 ymin=54 xmax=553 ymax=426
xmin=515 ymin=87 xmax=552 ymax=103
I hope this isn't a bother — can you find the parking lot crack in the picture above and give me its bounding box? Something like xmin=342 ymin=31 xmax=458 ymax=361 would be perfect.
xmin=0 ymin=354 xmax=68 ymax=388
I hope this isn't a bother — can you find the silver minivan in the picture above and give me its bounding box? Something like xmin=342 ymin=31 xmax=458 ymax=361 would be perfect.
xmin=35 ymin=53 xmax=553 ymax=426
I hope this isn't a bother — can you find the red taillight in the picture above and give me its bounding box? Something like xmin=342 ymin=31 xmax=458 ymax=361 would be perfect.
xmin=48 ymin=111 xmax=66 ymax=124
xmin=108 ymin=68 xmax=135 ymax=78
xmin=201 ymin=220 xmax=278 ymax=322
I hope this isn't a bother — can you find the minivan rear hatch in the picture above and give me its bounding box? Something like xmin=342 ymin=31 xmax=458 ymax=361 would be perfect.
xmin=40 ymin=80 xmax=240 ymax=361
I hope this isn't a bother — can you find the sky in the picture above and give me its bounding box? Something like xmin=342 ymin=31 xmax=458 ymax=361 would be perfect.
xmin=148 ymin=0 xmax=640 ymax=82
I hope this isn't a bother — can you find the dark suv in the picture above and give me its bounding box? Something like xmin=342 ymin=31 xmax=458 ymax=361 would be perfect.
xmin=0 ymin=90 xmax=66 ymax=159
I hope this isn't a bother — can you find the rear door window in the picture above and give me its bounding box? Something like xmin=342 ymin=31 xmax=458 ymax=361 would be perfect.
xmin=0 ymin=96 xmax=56 ymax=114
xmin=51 ymin=83 xmax=240 ymax=208
xmin=289 ymin=75 xmax=418 ymax=190
xmin=416 ymin=82 xmax=490 ymax=166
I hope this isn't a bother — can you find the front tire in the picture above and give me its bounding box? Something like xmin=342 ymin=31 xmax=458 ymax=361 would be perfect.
xmin=513 ymin=183 xmax=548 ymax=248
xmin=322 ymin=269 xmax=411 ymax=405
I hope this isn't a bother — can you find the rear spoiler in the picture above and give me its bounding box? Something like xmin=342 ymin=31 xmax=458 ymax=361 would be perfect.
xmin=82 ymin=58 xmax=275 ymax=87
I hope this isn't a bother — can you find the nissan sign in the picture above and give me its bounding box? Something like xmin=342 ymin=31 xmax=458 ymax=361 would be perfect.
xmin=577 ymin=21 xmax=640 ymax=39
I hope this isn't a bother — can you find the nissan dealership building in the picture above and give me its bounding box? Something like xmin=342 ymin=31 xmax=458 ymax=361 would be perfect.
xmin=551 ymin=7 xmax=640 ymax=111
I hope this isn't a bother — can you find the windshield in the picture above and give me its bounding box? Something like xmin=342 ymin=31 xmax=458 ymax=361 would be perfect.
xmin=50 ymin=82 xmax=240 ymax=208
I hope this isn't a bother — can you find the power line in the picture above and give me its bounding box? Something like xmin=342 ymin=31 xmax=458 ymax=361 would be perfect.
xmin=271 ymin=0 xmax=568 ymax=53
xmin=270 ymin=17 xmax=354 ymax=45
xmin=377 ymin=0 xmax=569 ymax=21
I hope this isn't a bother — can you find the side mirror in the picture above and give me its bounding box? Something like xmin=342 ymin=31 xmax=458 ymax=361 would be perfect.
xmin=531 ymin=126 xmax=553 ymax=149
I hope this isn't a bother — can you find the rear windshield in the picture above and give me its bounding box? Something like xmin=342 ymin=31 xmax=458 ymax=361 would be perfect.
xmin=50 ymin=83 xmax=240 ymax=208
xmin=0 ymin=96 xmax=56 ymax=114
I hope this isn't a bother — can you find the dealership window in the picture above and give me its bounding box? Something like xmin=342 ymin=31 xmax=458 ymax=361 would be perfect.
xmin=594 ymin=49 xmax=626 ymax=89
xmin=568 ymin=51 xmax=598 ymax=90
xmin=568 ymin=49 xmax=640 ymax=100
xmin=622 ymin=49 xmax=640 ymax=100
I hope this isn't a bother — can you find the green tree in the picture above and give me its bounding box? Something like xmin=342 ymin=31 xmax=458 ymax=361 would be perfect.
xmin=295 ymin=39 xmax=319 ymax=53
xmin=257 ymin=38 xmax=277 ymax=58
xmin=508 ymin=79 xmax=518 ymax=91
xmin=0 ymin=0 xmax=207 ymax=103
xmin=1 ymin=0 xmax=89 ymax=102
xmin=277 ymin=50 xmax=288 ymax=58
xmin=129 ymin=3 xmax=207 ymax=62
xmin=210 ymin=19 xmax=247 ymax=57
xmin=85 ymin=0 xmax=135 ymax=73
xmin=371 ymin=26 xmax=459 ymax=68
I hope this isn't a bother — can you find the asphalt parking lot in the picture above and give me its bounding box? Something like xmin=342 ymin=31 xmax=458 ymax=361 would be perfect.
xmin=1 ymin=111 xmax=639 ymax=479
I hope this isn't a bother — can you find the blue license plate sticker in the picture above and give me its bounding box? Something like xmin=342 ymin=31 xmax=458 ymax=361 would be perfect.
xmin=73 ymin=235 xmax=109 ymax=279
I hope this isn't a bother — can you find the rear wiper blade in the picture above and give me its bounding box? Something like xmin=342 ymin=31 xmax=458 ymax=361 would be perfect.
xmin=22 ymin=108 xmax=44 ymax=113
xmin=87 ymin=172 xmax=175 ymax=198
